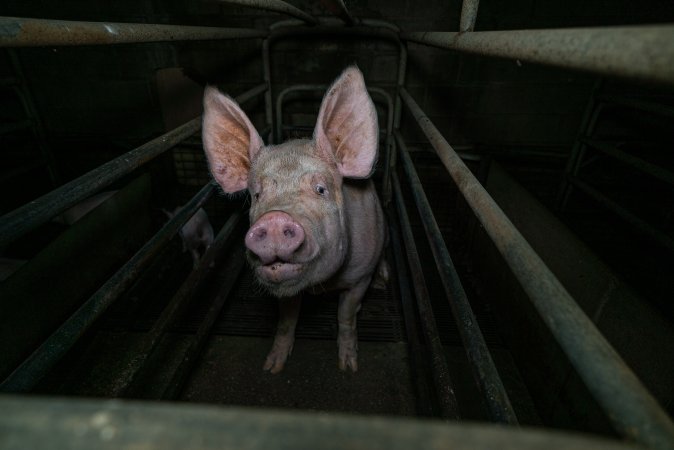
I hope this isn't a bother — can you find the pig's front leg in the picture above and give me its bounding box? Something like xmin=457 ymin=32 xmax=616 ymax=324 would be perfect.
xmin=337 ymin=277 xmax=370 ymax=372
xmin=263 ymin=295 xmax=301 ymax=374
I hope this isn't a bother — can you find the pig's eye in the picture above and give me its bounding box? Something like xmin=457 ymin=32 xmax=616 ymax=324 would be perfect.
xmin=254 ymin=192 xmax=260 ymax=200
xmin=315 ymin=184 xmax=327 ymax=196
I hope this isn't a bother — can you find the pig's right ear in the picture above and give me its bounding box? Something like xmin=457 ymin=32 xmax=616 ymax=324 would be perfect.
xmin=202 ymin=86 xmax=264 ymax=193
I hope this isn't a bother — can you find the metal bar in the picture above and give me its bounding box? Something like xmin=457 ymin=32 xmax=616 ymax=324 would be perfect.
xmin=399 ymin=86 xmax=674 ymax=449
xmin=598 ymin=95 xmax=674 ymax=119
xmin=392 ymin=172 xmax=460 ymax=420
xmin=0 ymin=183 xmax=216 ymax=393
xmin=401 ymin=26 xmax=674 ymax=85
xmin=386 ymin=216 xmax=436 ymax=417
xmin=118 ymin=211 xmax=243 ymax=397
xmin=0 ymin=16 xmax=267 ymax=47
xmin=0 ymin=395 xmax=641 ymax=450
xmin=8 ymin=49 xmax=60 ymax=184
xmin=395 ymin=131 xmax=518 ymax=425
xmin=569 ymin=177 xmax=674 ymax=253
xmin=0 ymin=83 xmax=266 ymax=248
xmin=161 ymin=244 xmax=246 ymax=400
xmin=214 ymin=0 xmax=317 ymax=25
xmin=582 ymin=139 xmax=674 ymax=187
xmin=318 ymin=0 xmax=355 ymax=26
xmin=262 ymin=38 xmax=274 ymax=144
xmin=459 ymin=0 xmax=480 ymax=32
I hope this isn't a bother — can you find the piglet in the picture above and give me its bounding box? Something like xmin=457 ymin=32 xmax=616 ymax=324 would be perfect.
xmin=164 ymin=207 xmax=215 ymax=269
xmin=202 ymin=66 xmax=386 ymax=373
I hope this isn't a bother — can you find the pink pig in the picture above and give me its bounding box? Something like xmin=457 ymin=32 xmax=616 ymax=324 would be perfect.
xmin=202 ymin=67 xmax=386 ymax=373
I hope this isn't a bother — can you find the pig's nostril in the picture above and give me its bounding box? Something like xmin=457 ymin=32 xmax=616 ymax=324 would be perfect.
xmin=283 ymin=228 xmax=295 ymax=238
xmin=256 ymin=229 xmax=267 ymax=239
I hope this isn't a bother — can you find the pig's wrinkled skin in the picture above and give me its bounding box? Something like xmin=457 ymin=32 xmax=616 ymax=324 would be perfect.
xmin=202 ymin=66 xmax=386 ymax=373
xmin=164 ymin=207 xmax=215 ymax=269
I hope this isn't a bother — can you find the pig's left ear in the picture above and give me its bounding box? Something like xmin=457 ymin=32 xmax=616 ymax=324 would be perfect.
xmin=314 ymin=67 xmax=379 ymax=178
xmin=202 ymin=86 xmax=264 ymax=193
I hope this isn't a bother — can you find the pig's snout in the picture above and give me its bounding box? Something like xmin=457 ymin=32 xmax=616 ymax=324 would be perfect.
xmin=246 ymin=211 xmax=305 ymax=265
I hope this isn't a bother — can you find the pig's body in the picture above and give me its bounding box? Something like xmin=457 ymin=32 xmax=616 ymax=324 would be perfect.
xmin=202 ymin=66 xmax=386 ymax=372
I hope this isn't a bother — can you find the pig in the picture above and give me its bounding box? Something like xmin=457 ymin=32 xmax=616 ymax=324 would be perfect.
xmin=163 ymin=207 xmax=215 ymax=269
xmin=202 ymin=66 xmax=386 ymax=373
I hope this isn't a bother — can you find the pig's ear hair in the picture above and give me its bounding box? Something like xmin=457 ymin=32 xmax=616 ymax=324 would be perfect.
xmin=314 ymin=66 xmax=378 ymax=178
xmin=202 ymin=85 xmax=264 ymax=193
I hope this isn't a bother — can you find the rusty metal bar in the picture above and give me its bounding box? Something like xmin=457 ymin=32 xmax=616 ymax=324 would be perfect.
xmin=214 ymin=0 xmax=317 ymax=25
xmin=401 ymin=26 xmax=674 ymax=85
xmin=459 ymin=0 xmax=480 ymax=32
xmin=0 ymin=183 xmax=216 ymax=393
xmin=0 ymin=395 xmax=641 ymax=450
xmin=399 ymin=86 xmax=674 ymax=449
xmin=568 ymin=177 xmax=674 ymax=253
xmin=0 ymin=83 xmax=267 ymax=248
xmin=392 ymin=172 xmax=460 ymax=420
xmin=395 ymin=131 xmax=518 ymax=425
xmin=582 ymin=139 xmax=674 ymax=187
xmin=118 ymin=211 xmax=243 ymax=397
xmin=0 ymin=16 xmax=267 ymax=47
xmin=161 ymin=244 xmax=247 ymax=400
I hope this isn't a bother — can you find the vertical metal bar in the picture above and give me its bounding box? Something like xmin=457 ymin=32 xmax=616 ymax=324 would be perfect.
xmin=387 ymin=215 xmax=436 ymax=417
xmin=262 ymin=38 xmax=274 ymax=144
xmin=8 ymin=49 xmax=59 ymax=185
xmin=392 ymin=172 xmax=460 ymax=420
xmin=395 ymin=131 xmax=518 ymax=425
xmin=556 ymin=79 xmax=603 ymax=211
xmin=0 ymin=183 xmax=216 ymax=393
xmin=459 ymin=0 xmax=480 ymax=32
xmin=118 ymin=211 xmax=243 ymax=397
xmin=161 ymin=244 xmax=247 ymax=400
xmin=398 ymin=86 xmax=674 ymax=449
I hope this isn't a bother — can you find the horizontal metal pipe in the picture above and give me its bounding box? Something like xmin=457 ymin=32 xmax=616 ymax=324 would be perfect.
xmin=0 ymin=183 xmax=216 ymax=393
xmin=0 ymin=83 xmax=267 ymax=249
xmin=118 ymin=211 xmax=243 ymax=397
xmin=395 ymin=130 xmax=518 ymax=425
xmin=161 ymin=244 xmax=246 ymax=400
xmin=569 ymin=177 xmax=674 ymax=253
xmin=214 ymin=0 xmax=317 ymax=25
xmin=459 ymin=0 xmax=480 ymax=32
xmin=0 ymin=16 xmax=267 ymax=47
xmin=582 ymin=139 xmax=674 ymax=187
xmin=399 ymin=86 xmax=674 ymax=449
xmin=392 ymin=172 xmax=460 ymax=420
xmin=0 ymin=395 xmax=642 ymax=450
xmin=401 ymin=26 xmax=674 ymax=85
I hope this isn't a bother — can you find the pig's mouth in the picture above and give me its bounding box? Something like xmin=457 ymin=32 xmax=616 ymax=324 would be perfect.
xmin=255 ymin=258 xmax=305 ymax=284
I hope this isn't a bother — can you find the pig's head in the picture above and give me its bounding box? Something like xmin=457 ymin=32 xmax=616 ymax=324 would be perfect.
xmin=202 ymin=67 xmax=378 ymax=297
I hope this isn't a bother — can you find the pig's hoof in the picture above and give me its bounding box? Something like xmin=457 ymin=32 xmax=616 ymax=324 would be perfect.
xmin=338 ymin=341 xmax=358 ymax=372
xmin=263 ymin=336 xmax=294 ymax=374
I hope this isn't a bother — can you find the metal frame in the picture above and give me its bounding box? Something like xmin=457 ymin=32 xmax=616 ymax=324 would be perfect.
xmin=0 ymin=3 xmax=673 ymax=448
